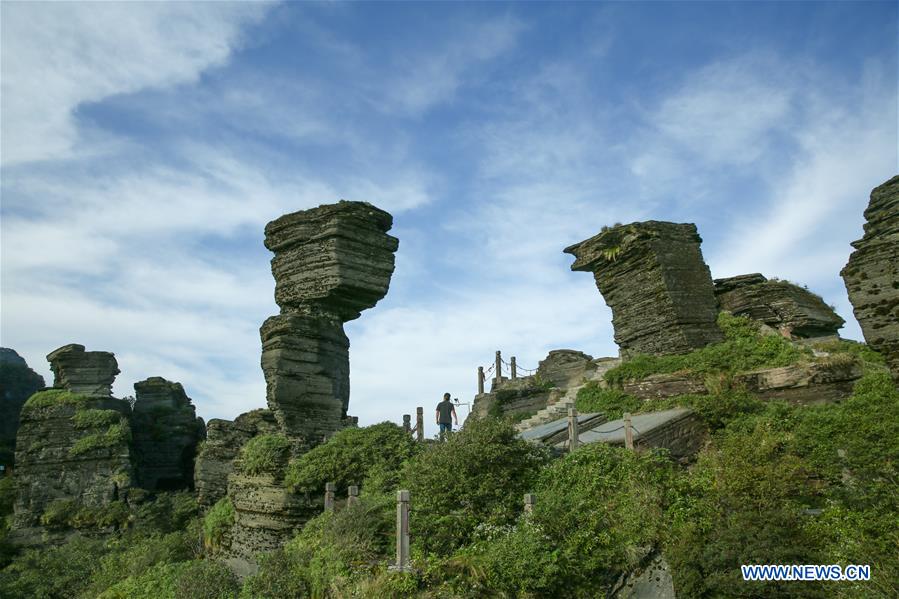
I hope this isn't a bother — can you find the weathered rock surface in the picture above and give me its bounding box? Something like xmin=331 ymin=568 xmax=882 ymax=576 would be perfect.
xmin=261 ymin=201 xmax=398 ymax=441
xmin=260 ymin=314 xmax=349 ymax=444
xmin=714 ymin=274 xmax=844 ymax=338
xmin=0 ymin=348 xmax=45 ymax=468
xmin=131 ymin=377 xmax=205 ymax=492
xmin=11 ymin=394 xmax=133 ymax=546
xmin=565 ymin=222 xmax=723 ymax=356
xmin=536 ymin=349 xmax=596 ymax=388
xmin=47 ymin=344 xmax=119 ymax=397
xmin=841 ymin=175 xmax=899 ymax=380
xmin=264 ymin=200 xmax=399 ymax=321
xmin=194 ymin=409 xmax=279 ymax=508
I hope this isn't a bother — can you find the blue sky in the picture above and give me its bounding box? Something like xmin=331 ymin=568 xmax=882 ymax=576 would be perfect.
xmin=2 ymin=1 xmax=896 ymax=436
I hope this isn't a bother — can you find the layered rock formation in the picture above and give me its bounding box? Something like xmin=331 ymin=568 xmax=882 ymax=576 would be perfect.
xmin=536 ymin=350 xmax=596 ymax=388
xmin=46 ymin=344 xmax=119 ymax=397
xmin=0 ymin=348 xmax=45 ymax=469
xmin=841 ymin=175 xmax=899 ymax=380
xmin=714 ymin=274 xmax=844 ymax=338
xmin=11 ymin=345 xmax=133 ymax=545
xmin=194 ymin=409 xmax=279 ymax=508
xmin=261 ymin=201 xmax=398 ymax=442
xmin=565 ymin=222 xmax=723 ymax=356
xmin=132 ymin=377 xmax=205 ymax=492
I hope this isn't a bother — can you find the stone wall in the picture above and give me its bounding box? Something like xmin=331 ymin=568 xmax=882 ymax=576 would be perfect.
xmin=0 ymin=348 xmax=45 ymax=469
xmin=132 ymin=377 xmax=205 ymax=492
xmin=841 ymin=175 xmax=899 ymax=380
xmin=714 ymin=274 xmax=844 ymax=338
xmin=565 ymin=221 xmax=723 ymax=356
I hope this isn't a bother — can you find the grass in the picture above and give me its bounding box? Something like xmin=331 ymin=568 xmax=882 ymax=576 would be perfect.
xmin=71 ymin=409 xmax=122 ymax=430
xmin=22 ymin=389 xmax=92 ymax=413
xmin=202 ymin=498 xmax=234 ymax=552
xmin=238 ymin=434 xmax=291 ymax=476
xmin=69 ymin=422 xmax=131 ymax=457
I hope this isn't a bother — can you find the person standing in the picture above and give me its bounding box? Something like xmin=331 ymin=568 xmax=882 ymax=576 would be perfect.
xmin=435 ymin=393 xmax=458 ymax=439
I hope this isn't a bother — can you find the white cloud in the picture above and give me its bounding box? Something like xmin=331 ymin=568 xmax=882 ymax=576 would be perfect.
xmin=0 ymin=1 xmax=271 ymax=165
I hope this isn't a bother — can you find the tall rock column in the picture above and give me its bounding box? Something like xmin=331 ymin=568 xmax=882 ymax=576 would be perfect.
xmin=261 ymin=201 xmax=399 ymax=444
xmin=565 ymin=221 xmax=723 ymax=356
xmin=841 ymin=175 xmax=899 ymax=380
xmin=0 ymin=348 xmax=46 ymax=470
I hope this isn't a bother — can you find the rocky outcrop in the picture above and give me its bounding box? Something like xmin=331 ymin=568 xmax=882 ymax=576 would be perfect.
xmin=841 ymin=175 xmax=899 ymax=380
xmin=11 ymin=391 xmax=133 ymax=546
xmin=536 ymin=350 xmax=596 ymax=388
xmin=46 ymin=344 xmax=119 ymax=397
xmin=131 ymin=377 xmax=205 ymax=492
xmin=261 ymin=201 xmax=398 ymax=441
xmin=565 ymin=222 xmax=723 ymax=356
xmin=714 ymin=274 xmax=844 ymax=338
xmin=0 ymin=348 xmax=45 ymax=469
xmin=195 ymin=409 xmax=279 ymax=508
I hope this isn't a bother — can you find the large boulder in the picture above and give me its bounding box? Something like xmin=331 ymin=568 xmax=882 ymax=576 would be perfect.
xmin=565 ymin=222 xmax=723 ymax=356
xmin=841 ymin=175 xmax=899 ymax=380
xmin=714 ymin=274 xmax=844 ymax=338
xmin=46 ymin=344 xmax=119 ymax=397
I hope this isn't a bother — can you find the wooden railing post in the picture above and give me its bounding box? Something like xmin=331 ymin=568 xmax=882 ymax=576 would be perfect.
xmin=403 ymin=414 xmax=411 ymax=433
xmin=511 ymin=356 xmax=517 ymax=379
xmin=347 ymin=485 xmax=359 ymax=507
xmin=477 ymin=366 xmax=485 ymax=394
xmin=524 ymin=493 xmax=535 ymax=515
xmin=324 ymin=482 xmax=336 ymax=511
xmin=395 ymin=490 xmax=411 ymax=571
xmin=416 ymin=407 xmax=424 ymax=442
xmin=624 ymin=412 xmax=634 ymax=450
xmin=568 ymin=407 xmax=579 ymax=452
xmin=495 ymin=350 xmax=502 ymax=386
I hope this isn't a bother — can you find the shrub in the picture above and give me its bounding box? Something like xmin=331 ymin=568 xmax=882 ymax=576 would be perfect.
xmin=40 ymin=499 xmax=79 ymax=528
xmin=285 ymin=422 xmax=417 ymax=495
xmin=203 ymin=498 xmax=235 ymax=552
xmin=71 ymin=408 xmax=122 ymax=429
xmin=574 ymin=383 xmax=641 ymax=419
xmin=133 ymin=491 xmax=199 ymax=535
xmin=69 ymin=421 xmax=130 ymax=456
xmin=174 ymin=560 xmax=239 ymax=599
xmin=604 ymin=312 xmax=806 ymax=385
xmin=87 ymin=530 xmax=197 ymax=596
xmin=403 ymin=417 xmax=550 ymax=555
xmin=0 ymin=535 xmax=108 ymax=598
xmin=96 ymin=560 xmax=190 ymax=599
xmin=237 ymin=434 xmax=291 ymax=476
xmin=239 ymin=549 xmax=308 ymax=599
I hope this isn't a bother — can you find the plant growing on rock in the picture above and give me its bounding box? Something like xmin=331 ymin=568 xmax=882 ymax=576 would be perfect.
xmin=236 ymin=433 xmax=291 ymax=477
xmin=202 ymin=498 xmax=234 ymax=552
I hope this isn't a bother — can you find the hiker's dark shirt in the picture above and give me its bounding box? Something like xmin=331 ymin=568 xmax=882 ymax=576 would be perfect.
xmin=436 ymin=400 xmax=455 ymax=423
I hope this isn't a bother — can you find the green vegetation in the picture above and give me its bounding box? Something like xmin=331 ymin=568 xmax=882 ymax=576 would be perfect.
xmin=236 ymin=433 xmax=291 ymax=476
xmin=285 ymin=422 xmax=417 ymax=494
xmin=22 ymin=389 xmax=92 ymax=413
xmin=604 ymin=312 xmax=807 ymax=385
xmin=575 ymin=384 xmax=642 ymax=419
xmin=69 ymin=421 xmax=131 ymax=456
xmin=72 ymin=408 xmax=122 ymax=429
xmin=202 ymin=498 xmax=234 ymax=552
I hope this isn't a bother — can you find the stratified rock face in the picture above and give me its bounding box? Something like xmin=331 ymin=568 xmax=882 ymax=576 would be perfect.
xmin=261 ymin=201 xmax=398 ymax=440
xmin=714 ymin=274 xmax=845 ymax=338
xmin=47 ymin=344 xmax=119 ymax=397
xmin=536 ymin=350 xmax=596 ymax=388
xmin=11 ymin=392 xmax=133 ymax=546
xmin=260 ymin=315 xmax=349 ymax=443
xmin=841 ymin=175 xmax=899 ymax=380
xmin=132 ymin=377 xmax=205 ymax=492
xmin=264 ymin=201 xmax=399 ymax=322
xmin=194 ymin=409 xmax=279 ymax=508
xmin=0 ymin=348 xmax=46 ymax=468
xmin=565 ymin=222 xmax=723 ymax=356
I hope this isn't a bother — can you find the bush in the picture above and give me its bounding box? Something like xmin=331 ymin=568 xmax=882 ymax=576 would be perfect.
xmin=96 ymin=560 xmax=190 ymax=599
xmin=239 ymin=548 xmax=309 ymax=599
xmin=403 ymin=417 xmax=550 ymax=555
xmin=604 ymin=312 xmax=806 ymax=385
xmin=237 ymin=434 xmax=291 ymax=476
xmin=574 ymin=383 xmax=641 ymax=419
xmin=132 ymin=491 xmax=199 ymax=535
xmin=285 ymin=422 xmax=417 ymax=495
xmin=203 ymin=498 xmax=234 ymax=551
xmin=174 ymin=560 xmax=238 ymax=599
xmin=0 ymin=535 xmax=109 ymax=598
xmin=87 ymin=530 xmax=197 ymax=597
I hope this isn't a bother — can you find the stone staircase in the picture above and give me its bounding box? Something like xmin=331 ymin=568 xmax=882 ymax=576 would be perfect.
xmin=514 ymin=357 xmax=621 ymax=433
